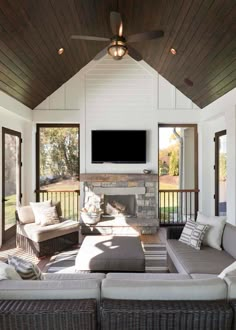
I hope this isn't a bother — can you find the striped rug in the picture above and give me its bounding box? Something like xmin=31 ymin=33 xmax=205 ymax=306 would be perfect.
xmin=46 ymin=243 xmax=168 ymax=273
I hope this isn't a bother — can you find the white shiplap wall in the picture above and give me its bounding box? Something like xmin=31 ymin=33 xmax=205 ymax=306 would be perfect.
xmin=35 ymin=54 xmax=199 ymax=174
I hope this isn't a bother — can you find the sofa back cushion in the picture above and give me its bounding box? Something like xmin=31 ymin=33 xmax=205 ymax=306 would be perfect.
xmin=0 ymin=279 xmax=101 ymax=301
xmin=101 ymin=278 xmax=227 ymax=301
xmin=222 ymin=223 xmax=236 ymax=259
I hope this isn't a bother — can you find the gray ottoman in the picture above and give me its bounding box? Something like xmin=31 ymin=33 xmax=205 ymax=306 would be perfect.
xmin=75 ymin=235 xmax=145 ymax=272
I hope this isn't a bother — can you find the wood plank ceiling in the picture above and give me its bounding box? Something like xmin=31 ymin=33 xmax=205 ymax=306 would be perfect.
xmin=0 ymin=0 xmax=235 ymax=109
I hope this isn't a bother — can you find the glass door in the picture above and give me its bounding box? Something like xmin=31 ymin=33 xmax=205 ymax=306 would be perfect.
xmin=215 ymin=130 xmax=227 ymax=216
xmin=2 ymin=128 xmax=22 ymax=242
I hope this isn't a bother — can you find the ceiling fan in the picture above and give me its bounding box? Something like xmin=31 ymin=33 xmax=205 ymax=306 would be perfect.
xmin=70 ymin=11 xmax=164 ymax=61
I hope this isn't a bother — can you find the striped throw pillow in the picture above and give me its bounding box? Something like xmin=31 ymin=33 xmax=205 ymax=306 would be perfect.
xmin=179 ymin=219 xmax=208 ymax=250
xmin=179 ymin=219 xmax=196 ymax=245
xmin=8 ymin=256 xmax=43 ymax=280
xmin=190 ymin=223 xmax=209 ymax=250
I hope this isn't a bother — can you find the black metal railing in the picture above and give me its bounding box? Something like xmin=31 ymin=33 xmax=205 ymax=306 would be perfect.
xmin=158 ymin=189 xmax=199 ymax=225
xmin=36 ymin=190 xmax=80 ymax=221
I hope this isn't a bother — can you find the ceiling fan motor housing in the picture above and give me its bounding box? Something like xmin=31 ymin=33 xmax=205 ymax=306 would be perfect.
xmin=107 ymin=35 xmax=127 ymax=60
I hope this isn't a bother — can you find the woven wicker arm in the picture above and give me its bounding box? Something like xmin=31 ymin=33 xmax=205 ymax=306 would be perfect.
xmin=101 ymin=299 xmax=233 ymax=330
xmin=166 ymin=226 xmax=184 ymax=240
xmin=0 ymin=299 xmax=97 ymax=330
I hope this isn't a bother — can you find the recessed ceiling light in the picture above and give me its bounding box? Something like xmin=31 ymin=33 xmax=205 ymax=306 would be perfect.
xmin=170 ymin=48 xmax=177 ymax=55
xmin=58 ymin=48 xmax=64 ymax=55
xmin=184 ymin=78 xmax=193 ymax=87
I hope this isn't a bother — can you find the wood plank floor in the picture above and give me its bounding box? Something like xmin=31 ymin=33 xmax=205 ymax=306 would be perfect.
xmin=0 ymin=229 xmax=166 ymax=272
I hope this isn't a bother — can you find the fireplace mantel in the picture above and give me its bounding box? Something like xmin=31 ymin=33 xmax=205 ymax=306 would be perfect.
xmin=80 ymin=173 xmax=158 ymax=182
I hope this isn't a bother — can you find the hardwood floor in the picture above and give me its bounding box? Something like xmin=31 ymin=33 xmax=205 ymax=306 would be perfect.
xmin=0 ymin=229 xmax=166 ymax=272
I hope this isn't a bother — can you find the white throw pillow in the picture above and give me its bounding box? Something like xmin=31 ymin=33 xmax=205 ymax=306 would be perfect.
xmin=39 ymin=206 xmax=60 ymax=226
xmin=30 ymin=200 xmax=52 ymax=225
xmin=196 ymin=212 xmax=226 ymax=250
xmin=0 ymin=261 xmax=22 ymax=280
xmin=17 ymin=205 xmax=35 ymax=224
xmin=218 ymin=261 xmax=236 ymax=279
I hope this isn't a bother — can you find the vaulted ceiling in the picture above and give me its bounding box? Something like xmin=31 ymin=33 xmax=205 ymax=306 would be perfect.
xmin=0 ymin=0 xmax=235 ymax=109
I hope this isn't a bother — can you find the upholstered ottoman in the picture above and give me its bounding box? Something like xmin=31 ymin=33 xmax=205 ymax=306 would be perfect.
xmin=75 ymin=235 xmax=145 ymax=272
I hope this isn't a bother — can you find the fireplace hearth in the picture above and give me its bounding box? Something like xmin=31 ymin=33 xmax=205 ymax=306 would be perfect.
xmin=80 ymin=173 xmax=159 ymax=235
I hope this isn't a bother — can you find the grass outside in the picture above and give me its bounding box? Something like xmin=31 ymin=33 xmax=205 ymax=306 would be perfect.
xmin=4 ymin=194 xmax=16 ymax=229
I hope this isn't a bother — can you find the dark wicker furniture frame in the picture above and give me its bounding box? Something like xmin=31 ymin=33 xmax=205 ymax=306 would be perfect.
xmin=101 ymin=299 xmax=233 ymax=330
xmin=0 ymin=299 xmax=97 ymax=330
xmin=16 ymin=231 xmax=78 ymax=258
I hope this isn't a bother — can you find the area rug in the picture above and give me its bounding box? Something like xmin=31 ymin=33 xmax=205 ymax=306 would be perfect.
xmin=46 ymin=243 xmax=168 ymax=273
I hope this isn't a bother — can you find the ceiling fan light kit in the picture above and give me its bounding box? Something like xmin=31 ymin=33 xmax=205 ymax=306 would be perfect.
xmin=70 ymin=11 xmax=164 ymax=62
xmin=107 ymin=37 xmax=127 ymax=60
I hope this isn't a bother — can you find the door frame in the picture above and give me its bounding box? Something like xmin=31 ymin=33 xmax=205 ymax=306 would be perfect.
xmin=214 ymin=130 xmax=227 ymax=216
xmin=2 ymin=127 xmax=22 ymax=243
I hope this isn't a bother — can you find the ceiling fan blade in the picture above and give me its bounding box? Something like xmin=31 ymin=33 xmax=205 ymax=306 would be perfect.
xmin=70 ymin=35 xmax=110 ymax=41
xmin=110 ymin=11 xmax=123 ymax=36
xmin=94 ymin=48 xmax=107 ymax=60
xmin=127 ymin=30 xmax=164 ymax=43
xmin=128 ymin=45 xmax=142 ymax=61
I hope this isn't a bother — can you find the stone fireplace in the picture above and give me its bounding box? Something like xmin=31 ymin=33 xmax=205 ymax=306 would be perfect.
xmin=80 ymin=173 xmax=158 ymax=234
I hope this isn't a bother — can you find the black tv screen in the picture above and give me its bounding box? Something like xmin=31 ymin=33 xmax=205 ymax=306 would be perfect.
xmin=91 ymin=130 xmax=146 ymax=163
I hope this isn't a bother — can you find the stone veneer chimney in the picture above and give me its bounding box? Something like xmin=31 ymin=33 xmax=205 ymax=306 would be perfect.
xmin=80 ymin=174 xmax=158 ymax=221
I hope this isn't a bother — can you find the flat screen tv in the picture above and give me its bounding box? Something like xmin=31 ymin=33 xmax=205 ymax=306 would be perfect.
xmin=91 ymin=130 xmax=146 ymax=163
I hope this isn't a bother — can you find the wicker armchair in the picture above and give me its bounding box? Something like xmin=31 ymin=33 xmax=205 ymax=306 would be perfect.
xmin=16 ymin=203 xmax=79 ymax=258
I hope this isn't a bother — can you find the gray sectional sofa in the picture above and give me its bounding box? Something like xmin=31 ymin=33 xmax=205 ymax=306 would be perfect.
xmin=166 ymin=222 xmax=236 ymax=277
xmin=1 ymin=222 xmax=236 ymax=329
xmin=0 ymin=272 xmax=236 ymax=330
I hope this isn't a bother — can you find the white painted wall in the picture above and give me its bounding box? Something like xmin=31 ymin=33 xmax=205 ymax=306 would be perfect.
xmin=35 ymin=54 xmax=199 ymax=176
xmin=199 ymin=88 xmax=236 ymax=225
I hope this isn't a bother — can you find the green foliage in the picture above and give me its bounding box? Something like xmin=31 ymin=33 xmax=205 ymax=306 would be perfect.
xmin=169 ymin=146 xmax=179 ymax=176
xmin=219 ymin=153 xmax=227 ymax=181
xmin=40 ymin=127 xmax=79 ymax=178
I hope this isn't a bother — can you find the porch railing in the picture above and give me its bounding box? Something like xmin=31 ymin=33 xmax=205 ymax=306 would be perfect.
xmin=36 ymin=190 xmax=80 ymax=221
xmin=158 ymin=189 xmax=199 ymax=225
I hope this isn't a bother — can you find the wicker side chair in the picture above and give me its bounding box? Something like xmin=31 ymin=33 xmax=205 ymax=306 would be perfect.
xmin=16 ymin=203 xmax=79 ymax=258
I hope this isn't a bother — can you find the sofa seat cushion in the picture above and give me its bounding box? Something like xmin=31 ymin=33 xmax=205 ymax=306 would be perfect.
xmin=44 ymin=273 xmax=105 ymax=281
xmin=106 ymin=273 xmax=191 ymax=280
xmin=101 ymin=278 xmax=227 ymax=301
xmin=0 ymin=279 xmax=100 ymax=300
xmin=167 ymin=239 xmax=235 ymax=274
xmin=17 ymin=220 xmax=79 ymax=243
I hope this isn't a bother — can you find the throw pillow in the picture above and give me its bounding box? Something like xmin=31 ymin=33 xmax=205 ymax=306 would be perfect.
xmin=218 ymin=261 xmax=236 ymax=279
xmin=8 ymin=256 xmax=43 ymax=280
xmin=30 ymin=200 xmax=52 ymax=225
xmin=189 ymin=223 xmax=209 ymax=250
xmin=39 ymin=206 xmax=60 ymax=226
xmin=52 ymin=201 xmax=62 ymax=217
xmin=196 ymin=212 xmax=226 ymax=250
xmin=179 ymin=219 xmax=196 ymax=245
xmin=0 ymin=261 xmax=22 ymax=280
xmin=17 ymin=205 xmax=35 ymax=224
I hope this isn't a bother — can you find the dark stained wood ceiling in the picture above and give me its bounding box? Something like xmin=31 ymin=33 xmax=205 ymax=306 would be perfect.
xmin=0 ymin=0 xmax=235 ymax=109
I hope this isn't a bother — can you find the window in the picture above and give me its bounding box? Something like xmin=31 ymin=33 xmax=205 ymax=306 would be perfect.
xmin=36 ymin=124 xmax=80 ymax=220
xmin=215 ymin=130 xmax=227 ymax=216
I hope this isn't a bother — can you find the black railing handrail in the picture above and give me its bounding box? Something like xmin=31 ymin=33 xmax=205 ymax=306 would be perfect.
xmin=159 ymin=189 xmax=199 ymax=193
xmin=35 ymin=189 xmax=80 ymax=194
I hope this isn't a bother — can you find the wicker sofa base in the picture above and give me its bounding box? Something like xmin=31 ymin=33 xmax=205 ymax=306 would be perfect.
xmin=0 ymin=299 xmax=97 ymax=330
xmin=101 ymin=299 xmax=233 ymax=330
xmin=16 ymin=231 xmax=78 ymax=258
